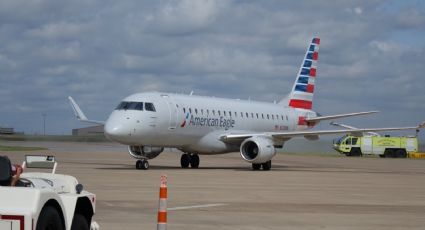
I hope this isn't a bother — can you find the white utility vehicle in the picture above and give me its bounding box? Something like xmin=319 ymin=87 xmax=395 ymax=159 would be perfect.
xmin=0 ymin=155 xmax=99 ymax=230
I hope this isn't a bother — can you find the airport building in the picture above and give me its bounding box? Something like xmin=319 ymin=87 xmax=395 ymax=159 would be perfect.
xmin=0 ymin=127 xmax=14 ymax=135
xmin=72 ymin=125 xmax=104 ymax=136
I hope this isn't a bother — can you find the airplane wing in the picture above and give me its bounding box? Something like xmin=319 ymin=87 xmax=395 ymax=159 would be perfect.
xmin=305 ymin=111 xmax=379 ymax=123
xmin=330 ymin=122 xmax=380 ymax=136
xmin=220 ymin=123 xmax=424 ymax=143
xmin=68 ymin=96 xmax=105 ymax=125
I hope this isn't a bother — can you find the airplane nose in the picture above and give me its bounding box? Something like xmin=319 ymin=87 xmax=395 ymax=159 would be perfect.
xmin=104 ymin=121 xmax=129 ymax=143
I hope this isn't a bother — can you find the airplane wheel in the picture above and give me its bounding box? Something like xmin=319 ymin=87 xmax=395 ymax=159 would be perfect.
xmin=190 ymin=154 xmax=200 ymax=168
xmin=136 ymin=159 xmax=149 ymax=170
xmin=136 ymin=160 xmax=143 ymax=169
xmin=262 ymin=161 xmax=271 ymax=171
xmin=180 ymin=154 xmax=190 ymax=168
xmin=141 ymin=159 xmax=149 ymax=170
xmin=252 ymin=163 xmax=261 ymax=170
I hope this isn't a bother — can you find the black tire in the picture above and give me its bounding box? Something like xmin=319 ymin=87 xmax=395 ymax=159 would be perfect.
xmin=379 ymin=154 xmax=385 ymax=158
xmin=36 ymin=206 xmax=64 ymax=230
xmin=71 ymin=214 xmax=89 ymax=230
xmin=350 ymin=148 xmax=362 ymax=157
xmin=141 ymin=159 xmax=149 ymax=170
xmin=180 ymin=154 xmax=190 ymax=168
xmin=136 ymin=160 xmax=143 ymax=170
xmin=190 ymin=154 xmax=200 ymax=168
xmin=396 ymin=149 xmax=407 ymax=158
xmin=384 ymin=149 xmax=395 ymax=158
xmin=252 ymin=163 xmax=261 ymax=170
xmin=262 ymin=161 xmax=272 ymax=171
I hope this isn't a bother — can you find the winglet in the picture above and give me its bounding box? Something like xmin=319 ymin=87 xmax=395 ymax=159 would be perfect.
xmin=68 ymin=96 xmax=105 ymax=125
xmin=68 ymin=96 xmax=88 ymax=120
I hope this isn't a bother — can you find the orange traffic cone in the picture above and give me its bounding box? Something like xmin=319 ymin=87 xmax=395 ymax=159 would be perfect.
xmin=157 ymin=175 xmax=167 ymax=230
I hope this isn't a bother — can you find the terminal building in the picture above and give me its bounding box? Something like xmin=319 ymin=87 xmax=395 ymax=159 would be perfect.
xmin=72 ymin=125 xmax=104 ymax=136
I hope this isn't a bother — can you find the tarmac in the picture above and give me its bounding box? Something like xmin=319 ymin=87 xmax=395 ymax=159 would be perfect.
xmin=3 ymin=141 xmax=425 ymax=230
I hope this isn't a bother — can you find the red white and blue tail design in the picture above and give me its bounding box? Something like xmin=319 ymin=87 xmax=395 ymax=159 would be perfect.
xmin=287 ymin=37 xmax=320 ymax=110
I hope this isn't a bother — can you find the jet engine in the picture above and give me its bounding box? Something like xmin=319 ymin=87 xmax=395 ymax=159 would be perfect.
xmin=128 ymin=146 xmax=164 ymax=159
xmin=240 ymin=136 xmax=276 ymax=163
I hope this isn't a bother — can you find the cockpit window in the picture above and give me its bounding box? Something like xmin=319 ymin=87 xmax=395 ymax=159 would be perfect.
xmin=115 ymin=101 xmax=143 ymax=111
xmin=145 ymin=102 xmax=156 ymax=112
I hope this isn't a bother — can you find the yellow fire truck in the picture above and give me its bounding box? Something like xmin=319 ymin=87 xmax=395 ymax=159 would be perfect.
xmin=333 ymin=135 xmax=418 ymax=158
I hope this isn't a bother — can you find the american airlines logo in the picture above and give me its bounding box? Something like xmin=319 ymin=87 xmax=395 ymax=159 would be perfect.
xmin=180 ymin=112 xmax=235 ymax=130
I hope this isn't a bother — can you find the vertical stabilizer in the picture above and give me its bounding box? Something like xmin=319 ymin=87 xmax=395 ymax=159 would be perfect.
xmin=281 ymin=37 xmax=320 ymax=110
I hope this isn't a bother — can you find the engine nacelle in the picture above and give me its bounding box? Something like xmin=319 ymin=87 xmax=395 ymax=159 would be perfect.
xmin=240 ymin=136 xmax=276 ymax=163
xmin=128 ymin=146 xmax=164 ymax=159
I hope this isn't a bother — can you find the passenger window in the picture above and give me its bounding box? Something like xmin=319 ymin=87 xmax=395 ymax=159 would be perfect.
xmin=241 ymin=112 xmax=243 ymax=117
xmin=183 ymin=108 xmax=186 ymax=113
xmin=256 ymin=113 xmax=259 ymax=119
xmin=267 ymin=114 xmax=270 ymax=119
xmin=246 ymin=112 xmax=249 ymax=117
xmin=229 ymin=111 xmax=231 ymax=116
xmin=251 ymin=113 xmax=253 ymax=118
xmin=345 ymin=138 xmax=352 ymax=145
xmin=213 ymin=110 xmax=215 ymax=115
xmin=195 ymin=109 xmax=198 ymax=114
xmin=286 ymin=115 xmax=288 ymax=120
xmin=272 ymin=115 xmax=274 ymax=120
xmin=224 ymin=111 xmax=226 ymax=116
xmin=281 ymin=115 xmax=284 ymax=120
xmin=207 ymin=109 xmax=209 ymax=115
xmin=145 ymin=102 xmax=156 ymax=112
xmin=201 ymin=109 xmax=204 ymax=115
xmin=218 ymin=110 xmax=221 ymax=116
xmin=262 ymin=114 xmax=264 ymax=119
xmin=234 ymin=112 xmax=237 ymax=117
xmin=189 ymin=108 xmax=192 ymax=113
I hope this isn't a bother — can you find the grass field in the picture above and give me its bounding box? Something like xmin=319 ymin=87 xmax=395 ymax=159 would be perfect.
xmin=0 ymin=145 xmax=48 ymax=151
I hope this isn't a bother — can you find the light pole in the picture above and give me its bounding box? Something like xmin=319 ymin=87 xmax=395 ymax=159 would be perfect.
xmin=42 ymin=113 xmax=46 ymax=136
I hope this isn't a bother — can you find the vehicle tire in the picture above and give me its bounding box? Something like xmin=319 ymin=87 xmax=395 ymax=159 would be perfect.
xmin=141 ymin=159 xmax=149 ymax=170
xmin=190 ymin=154 xmax=200 ymax=168
xmin=71 ymin=214 xmax=89 ymax=230
xmin=379 ymin=154 xmax=385 ymax=158
xmin=262 ymin=161 xmax=272 ymax=171
xmin=350 ymin=148 xmax=362 ymax=157
xmin=36 ymin=206 xmax=64 ymax=230
xmin=252 ymin=163 xmax=261 ymax=170
xmin=345 ymin=152 xmax=352 ymax=157
xmin=384 ymin=149 xmax=395 ymax=158
xmin=180 ymin=154 xmax=190 ymax=168
xmin=396 ymin=149 xmax=407 ymax=158
xmin=136 ymin=160 xmax=143 ymax=170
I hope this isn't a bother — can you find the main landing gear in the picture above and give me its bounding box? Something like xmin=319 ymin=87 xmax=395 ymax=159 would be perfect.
xmin=252 ymin=160 xmax=272 ymax=171
xmin=135 ymin=159 xmax=149 ymax=170
xmin=180 ymin=153 xmax=200 ymax=168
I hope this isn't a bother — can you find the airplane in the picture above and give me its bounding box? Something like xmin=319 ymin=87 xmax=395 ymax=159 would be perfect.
xmin=69 ymin=37 xmax=424 ymax=170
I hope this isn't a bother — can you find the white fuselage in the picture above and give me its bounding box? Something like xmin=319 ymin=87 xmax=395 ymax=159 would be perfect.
xmin=104 ymin=92 xmax=317 ymax=154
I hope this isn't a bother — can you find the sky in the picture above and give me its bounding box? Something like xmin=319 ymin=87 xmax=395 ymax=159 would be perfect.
xmin=0 ymin=0 xmax=424 ymax=140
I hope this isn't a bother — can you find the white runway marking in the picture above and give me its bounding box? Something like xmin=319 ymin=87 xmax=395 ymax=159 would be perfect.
xmin=168 ymin=203 xmax=227 ymax=211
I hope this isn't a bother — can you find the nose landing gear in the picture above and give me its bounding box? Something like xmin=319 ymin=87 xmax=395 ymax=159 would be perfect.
xmin=180 ymin=153 xmax=200 ymax=168
xmin=135 ymin=159 xmax=149 ymax=170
